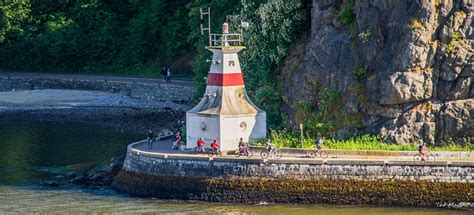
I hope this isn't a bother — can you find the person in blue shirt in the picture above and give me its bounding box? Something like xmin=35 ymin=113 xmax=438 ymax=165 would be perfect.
xmin=316 ymin=137 xmax=323 ymax=151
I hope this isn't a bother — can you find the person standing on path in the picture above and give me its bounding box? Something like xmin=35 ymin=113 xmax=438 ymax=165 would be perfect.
xmin=147 ymin=129 xmax=155 ymax=150
xmin=166 ymin=68 xmax=171 ymax=83
xmin=161 ymin=66 xmax=166 ymax=82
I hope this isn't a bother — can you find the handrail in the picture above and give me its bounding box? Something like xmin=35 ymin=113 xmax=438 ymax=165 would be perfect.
xmin=209 ymin=33 xmax=242 ymax=47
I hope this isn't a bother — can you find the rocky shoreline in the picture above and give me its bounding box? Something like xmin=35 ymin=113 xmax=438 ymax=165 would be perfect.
xmin=0 ymin=89 xmax=190 ymax=133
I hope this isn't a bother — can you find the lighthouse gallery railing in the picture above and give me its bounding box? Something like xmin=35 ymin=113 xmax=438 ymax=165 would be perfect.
xmin=209 ymin=33 xmax=242 ymax=47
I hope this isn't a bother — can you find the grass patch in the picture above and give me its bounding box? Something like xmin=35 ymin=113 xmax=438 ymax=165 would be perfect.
xmin=255 ymin=130 xmax=473 ymax=151
xmin=409 ymin=19 xmax=425 ymax=30
xmin=446 ymin=32 xmax=462 ymax=54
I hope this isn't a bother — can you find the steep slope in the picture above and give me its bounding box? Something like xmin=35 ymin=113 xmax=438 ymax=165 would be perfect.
xmin=281 ymin=0 xmax=473 ymax=146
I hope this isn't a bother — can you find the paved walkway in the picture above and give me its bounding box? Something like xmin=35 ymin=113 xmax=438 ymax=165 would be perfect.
xmin=0 ymin=71 xmax=194 ymax=87
xmin=131 ymin=138 xmax=473 ymax=161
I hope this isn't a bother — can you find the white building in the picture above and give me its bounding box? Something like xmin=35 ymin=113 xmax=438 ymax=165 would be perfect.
xmin=185 ymin=23 xmax=266 ymax=151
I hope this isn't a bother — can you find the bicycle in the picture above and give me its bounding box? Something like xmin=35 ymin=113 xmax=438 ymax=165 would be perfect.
xmin=413 ymin=149 xmax=436 ymax=161
xmin=307 ymin=149 xmax=328 ymax=159
xmin=171 ymin=140 xmax=185 ymax=150
xmin=194 ymin=145 xmax=206 ymax=154
xmin=207 ymin=148 xmax=222 ymax=157
xmin=235 ymin=147 xmax=253 ymax=158
xmin=260 ymin=147 xmax=282 ymax=159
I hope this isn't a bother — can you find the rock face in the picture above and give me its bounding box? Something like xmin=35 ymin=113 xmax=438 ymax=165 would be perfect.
xmin=281 ymin=0 xmax=473 ymax=146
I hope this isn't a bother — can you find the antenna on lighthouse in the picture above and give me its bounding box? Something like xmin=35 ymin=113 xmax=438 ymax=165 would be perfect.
xmin=200 ymin=7 xmax=211 ymax=46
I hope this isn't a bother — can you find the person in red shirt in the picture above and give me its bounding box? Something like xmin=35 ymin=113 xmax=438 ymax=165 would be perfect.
xmin=197 ymin=138 xmax=205 ymax=147
xmin=194 ymin=137 xmax=205 ymax=153
xmin=211 ymin=139 xmax=219 ymax=150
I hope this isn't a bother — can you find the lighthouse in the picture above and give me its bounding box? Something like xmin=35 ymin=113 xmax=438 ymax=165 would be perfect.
xmin=185 ymin=19 xmax=266 ymax=151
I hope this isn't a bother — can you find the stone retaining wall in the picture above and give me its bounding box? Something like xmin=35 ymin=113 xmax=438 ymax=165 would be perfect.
xmin=113 ymin=141 xmax=474 ymax=206
xmin=123 ymin=142 xmax=474 ymax=182
xmin=0 ymin=73 xmax=195 ymax=101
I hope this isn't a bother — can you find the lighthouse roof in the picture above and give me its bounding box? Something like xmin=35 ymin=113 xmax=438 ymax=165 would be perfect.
xmin=188 ymin=86 xmax=264 ymax=116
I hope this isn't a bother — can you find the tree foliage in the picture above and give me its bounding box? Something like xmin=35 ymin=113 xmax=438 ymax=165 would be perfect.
xmin=0 ymin=0 xmax=309 ymax=130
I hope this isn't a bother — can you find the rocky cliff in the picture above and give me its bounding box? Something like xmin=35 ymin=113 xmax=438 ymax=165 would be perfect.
xmin=281 ymin=0 xmax=473 ymax=146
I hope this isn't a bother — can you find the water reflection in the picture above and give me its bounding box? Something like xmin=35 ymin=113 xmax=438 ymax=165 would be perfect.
xmin=0 ymin=120 xmax=142 ymax=184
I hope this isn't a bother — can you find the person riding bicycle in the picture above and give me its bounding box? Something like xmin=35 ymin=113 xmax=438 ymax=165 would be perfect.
xmin=238 ymin=138 xmax=248 ymax=154
xmin=264 ymin=139 xmax=274 ymax=151
xmin=210 ymin=139 xmax=220 ymax=153
xmin=418 ymin=143 xmax=425 ymax=160
xmin=171 ymin=131 xmax=181 ymax=150
xmin=195 ymin=138 xmax=205 ymax=152
xmin=316 ymin=137 xmax=323 ymax=151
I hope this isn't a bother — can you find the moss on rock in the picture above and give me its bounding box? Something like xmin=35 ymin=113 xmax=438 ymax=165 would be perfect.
xmin=112 ymin=170 xmax=473 ymax=207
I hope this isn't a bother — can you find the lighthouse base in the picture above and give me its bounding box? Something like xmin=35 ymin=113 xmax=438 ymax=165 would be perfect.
xmin=185 ymin=112 xmax=266 ymax=151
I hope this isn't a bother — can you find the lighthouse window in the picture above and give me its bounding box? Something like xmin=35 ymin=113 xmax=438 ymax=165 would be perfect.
xmin=200 ymin=122 xmax=207 ymax=131
xmin=228 ymin=60 xmax=235 ymax=66
xmin=240 ymin=122 xmax=247 ymax=130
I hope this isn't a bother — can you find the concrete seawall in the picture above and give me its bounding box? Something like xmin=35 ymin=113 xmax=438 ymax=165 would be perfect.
xmin=123 ymin=141 xmax=473 ymax=182
xmin=112 ymin=141 xmax=474 ymax=207
xmin=0 ymin=72 xmax=195 ymax=101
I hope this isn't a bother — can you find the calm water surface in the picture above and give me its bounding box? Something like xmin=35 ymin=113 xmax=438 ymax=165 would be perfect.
xmin=0 ymin=121 xmax=469 ymax=214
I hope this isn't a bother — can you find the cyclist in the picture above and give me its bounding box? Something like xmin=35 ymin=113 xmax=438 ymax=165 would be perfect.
xmin=210 ymin=139 xmax=220 ymax=153
xmin=195 ymin=138 xmax=205 ymax=153
xmin=238 ymin=138 xmax=248 ymax=154
xmin=171 ymin=131 xmax=181 ymax=150
xmin=264 ymin=139 xmax=274 ymax=151
xmin=418 ymin=143 xmax=425 ymax=160
xmin=316 ymin=137 xmax=323 ymax=152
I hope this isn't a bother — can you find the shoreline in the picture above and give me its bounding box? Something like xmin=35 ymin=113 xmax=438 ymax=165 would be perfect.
xmin=0 ymin=89 xmax=189 ymax=133
xmin=112 ymin=170 xmax=473 ymax=209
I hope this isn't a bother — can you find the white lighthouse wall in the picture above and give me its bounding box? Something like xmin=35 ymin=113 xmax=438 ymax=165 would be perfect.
xmin=185 ymin=112 xmax=220 ymax=149
xmin=222 ymin=53 xmax=241 ymax=73
xmin=219 ymin=113 xmax=266 ymax=151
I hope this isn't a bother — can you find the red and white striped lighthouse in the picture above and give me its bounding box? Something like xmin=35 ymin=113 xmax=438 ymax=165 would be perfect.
xmin=186 ymin=22 xmax=266 ymax=151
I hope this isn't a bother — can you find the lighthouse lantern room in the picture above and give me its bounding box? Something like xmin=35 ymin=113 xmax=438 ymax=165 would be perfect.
xmin=185 ymin=9 xmax=266 ymax=151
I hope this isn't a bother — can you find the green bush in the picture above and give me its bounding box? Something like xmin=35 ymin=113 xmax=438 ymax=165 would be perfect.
xmin=354 ymin=64 xmax=365 ymax=80
xmin=337 ymin=0 xmax=355 ymax=26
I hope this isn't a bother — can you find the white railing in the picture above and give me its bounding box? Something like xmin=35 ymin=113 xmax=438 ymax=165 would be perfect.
xmin=209 ymin=33 xmax=243 ymax=47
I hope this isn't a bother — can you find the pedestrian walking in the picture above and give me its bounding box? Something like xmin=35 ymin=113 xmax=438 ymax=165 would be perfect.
xmin=166 ymin=68 xmax=171 ymax=83
xmin=161 ymin=66 xmax=166 ymax=81
xmin=147 ymin=129 xmax=155 ymax=150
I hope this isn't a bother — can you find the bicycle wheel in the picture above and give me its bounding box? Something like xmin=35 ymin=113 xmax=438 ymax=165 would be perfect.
xmin=235 ymin=149 xmax=241 ymax=158
xmin=207 ymin=151 xmax=214 ymax=157
xmin=307 ymin=151 xmax=316 ymax=158
xmin=413 ymin=154 xmax=422 ymax=161
xmin=274 ymin=150 xmax=282 ymax=159
xmin=247 ymin=150 xmax=253 ymax=158
xmin=318 ymin=151 xmax=328 ymax=159
xmin=426 ymin=154 xmax=436 ymax=161
xmin=260 ymin=150 xmax=269 ymax=159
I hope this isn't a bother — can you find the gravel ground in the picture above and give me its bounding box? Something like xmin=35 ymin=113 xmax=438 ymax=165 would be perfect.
xmin=0 ymin=89 xmax=191 ymax=133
